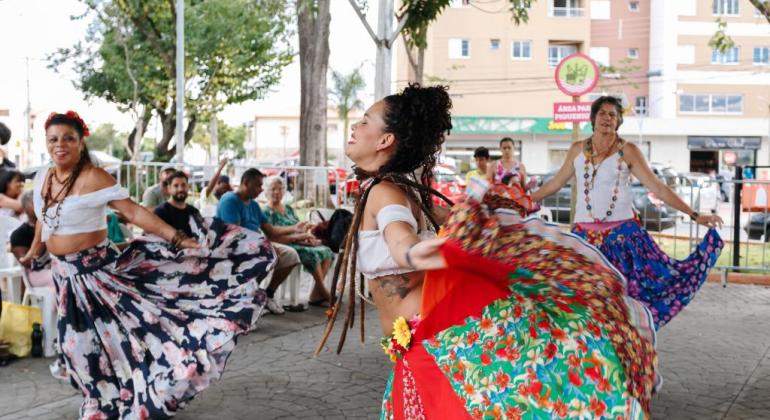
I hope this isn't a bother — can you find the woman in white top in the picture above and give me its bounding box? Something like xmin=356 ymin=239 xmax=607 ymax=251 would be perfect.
xmin=23 ymin=111 xmax=276 ymax=419
xmin=532 ymin=96 xmax=724 ymax=329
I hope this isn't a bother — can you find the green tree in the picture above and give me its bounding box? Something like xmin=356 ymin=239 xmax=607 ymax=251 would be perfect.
xmin=87 ymin=123 xmax=127 ymax=157
xmin=329 ymin=67 xmax=366 ymax=167
xmin=711 ymin=2 xmax=768 ymax=53
xmin=191 ymin=120 xmax=246 ymax=160
xmin=49 ymin=0 xmax=293 ymax=161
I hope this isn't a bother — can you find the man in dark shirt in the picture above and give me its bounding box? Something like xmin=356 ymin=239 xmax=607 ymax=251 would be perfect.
xmin=153 ymin=171 xmax=201 ymax=238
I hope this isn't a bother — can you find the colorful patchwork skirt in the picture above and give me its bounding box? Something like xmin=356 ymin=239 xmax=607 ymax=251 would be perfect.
xmin=49 ymin=218 xmax=275 ymax=419
xmin=572 ymin=218 xmax=723 ymax=329
xmin=381 ymin=202 xmax=658 ymax=420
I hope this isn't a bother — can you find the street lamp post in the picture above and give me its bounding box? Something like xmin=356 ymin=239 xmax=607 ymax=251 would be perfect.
xmin=174 ymin=0 xmax=185 ymax=165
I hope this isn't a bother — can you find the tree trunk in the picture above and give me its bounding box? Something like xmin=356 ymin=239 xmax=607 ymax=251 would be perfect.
xmin=155 ymin=108 xmax=197 ymax=161
xmin=404 ymin=42 xmax=426 ymax=84
xmin=126 ymin=108 xmax=152 ymax=161
xmin=297 ymin=0 xmax=331 ymax=205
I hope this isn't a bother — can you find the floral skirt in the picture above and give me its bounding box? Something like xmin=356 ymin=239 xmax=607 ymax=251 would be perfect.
xmin=380 ymin=203 xmax=657 ymax=420
xmin=572 ymin=218 xmax=723 ymax=329
xmin=50 ymin=218 xmax=275 ymax=419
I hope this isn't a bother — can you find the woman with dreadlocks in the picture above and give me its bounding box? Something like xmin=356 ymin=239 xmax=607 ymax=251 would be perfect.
xmin=316 ymin=85 xmax=658 ymax=419
xmin=22 ymin=111 xmax=275 ymax=419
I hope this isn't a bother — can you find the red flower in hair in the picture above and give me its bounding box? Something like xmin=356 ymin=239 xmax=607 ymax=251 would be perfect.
xmin=44 ymin=110 xmax=90 ymax=137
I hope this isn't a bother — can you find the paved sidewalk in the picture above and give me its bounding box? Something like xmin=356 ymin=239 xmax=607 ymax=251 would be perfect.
xmin=1 ymin=283 xmax=769 ymax=419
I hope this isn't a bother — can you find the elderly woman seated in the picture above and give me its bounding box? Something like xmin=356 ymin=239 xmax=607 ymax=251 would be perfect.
xmin=262 ymin=176 xmax=333 ymax=306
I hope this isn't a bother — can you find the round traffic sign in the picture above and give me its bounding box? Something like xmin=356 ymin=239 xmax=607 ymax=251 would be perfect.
xmin=554 ymin=53 xmax=599 ymax=97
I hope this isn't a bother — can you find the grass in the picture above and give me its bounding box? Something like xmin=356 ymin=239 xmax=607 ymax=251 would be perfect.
xmin=655 ymin=236 xmax=770 ymax=270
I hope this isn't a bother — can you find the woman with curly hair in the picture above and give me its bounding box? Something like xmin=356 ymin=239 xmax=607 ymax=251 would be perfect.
xmin=23 ymin=111 xmax=276 ymax=419
xmin=316 ymin=85 xmax=658 ymax=419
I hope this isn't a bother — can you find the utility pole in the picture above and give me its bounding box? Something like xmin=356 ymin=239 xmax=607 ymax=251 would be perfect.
xmin=349 ymin=0 xmax=408 ymax=100
xmin=209 ymin=117 xmax=218 ymax=164
xmin=24 ymin=57 xmax=31 ymax=167
xmin=174 ymin=0 xmax=185 ymax=165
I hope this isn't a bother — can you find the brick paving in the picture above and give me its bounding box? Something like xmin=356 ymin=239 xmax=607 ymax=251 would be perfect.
xmin=1 ymin=283 xmax=769 ymax=419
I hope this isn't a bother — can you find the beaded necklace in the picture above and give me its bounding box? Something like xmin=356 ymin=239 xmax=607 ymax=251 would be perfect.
xmin=42 ymin=167 xmax=81 ymax=233
xmin=582 ymin=137 xmax=625 ymax=222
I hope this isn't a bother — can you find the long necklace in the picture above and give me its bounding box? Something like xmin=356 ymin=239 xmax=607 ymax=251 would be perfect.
xmin=42 ymin=166 xmax=80 ymax=232
xmin=583 ymin=137 xmax=625 ymax=222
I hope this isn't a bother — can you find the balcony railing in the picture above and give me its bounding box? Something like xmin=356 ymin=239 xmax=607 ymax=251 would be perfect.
xmin=549 ymin=7 xmax=584 ymax=17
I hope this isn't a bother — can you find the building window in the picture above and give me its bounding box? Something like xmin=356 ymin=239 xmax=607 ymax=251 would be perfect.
xmin=711 ymin=47 xmax=739 ymax=64
xmin=490 ymin=39 xmax=500 ymax=50
xmin=512 ymin=40 xmax=532 ymax=60
xmin=550 ymin=0 xmax=583 ymax=17
xmin=589 ymin=46 xmax=610 ymax=66
xmin=450 ymin=0 xmax=471 ymax=7
xmin=628 ymin=48 xmax=639 ymax=59
xmin=449 ymin=38 xmax=471 ymax=59
xmin=629 ymin=1 xmax=639 ymax=12
xmin=635 ymin=96 xmax=648 ymax=116
xmin=548 ymin=44 xmax=578 ymax=66
xmin=680 ymin=93 xmax=743 ymax=114
xmin=712 ymin=0 xmax=739 ymax=16
xmin=754 ymin=47 xmax=770 ymax=64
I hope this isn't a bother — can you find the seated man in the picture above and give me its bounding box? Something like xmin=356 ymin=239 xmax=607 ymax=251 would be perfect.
xmin=216 ymin=168 xmax=312 ymax=315
xmin=142 ymin=165 xmax=176 ymax=210
xmin=154 ymin=170 xmax=201 ymax=238
xmin=10 ymin=191 xmax=53 ymax=288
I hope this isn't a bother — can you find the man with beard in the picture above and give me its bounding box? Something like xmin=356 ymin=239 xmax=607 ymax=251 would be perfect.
xmin=153 ymin=171 xmax=202 ymax=238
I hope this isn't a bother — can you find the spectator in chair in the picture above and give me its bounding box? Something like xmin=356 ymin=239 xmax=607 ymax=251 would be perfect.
xmin=263 ymin=176 xmax=333 ymax=306
xmin=216 ymin=168 xmax=313 ymax=314
xmin=0 ymin=170 xmax=24 ymax=217
xmin=142 ymin=165 xmax=176 ymax=210
xmin=154 ymin=171 xmax=202 ymax=238
xmin=11 ymin=191 xmax=54 ymax=288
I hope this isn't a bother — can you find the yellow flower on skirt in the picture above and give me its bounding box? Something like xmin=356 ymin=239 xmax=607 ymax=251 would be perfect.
xmin=392 ymin=317 xmax=412 ymax=349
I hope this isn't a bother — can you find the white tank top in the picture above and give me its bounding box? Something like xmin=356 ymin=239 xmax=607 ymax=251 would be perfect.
xmin=573 ymin=152 xmax=634 ymax=223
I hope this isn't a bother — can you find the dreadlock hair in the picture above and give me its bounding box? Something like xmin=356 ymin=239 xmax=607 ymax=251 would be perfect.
xmin=315 ymin=83 xmax=454 ymax=356
xmin=42 ymin=112 xmax=93 ymax=216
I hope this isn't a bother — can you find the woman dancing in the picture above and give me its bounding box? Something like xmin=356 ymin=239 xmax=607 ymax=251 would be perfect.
xmin=317 ymin=85 xmax=657 ymax=419
xmin=23 ymin=111 xmax=275 ymax=419
xmin=532 ymin=96 xmax=724 ymax=329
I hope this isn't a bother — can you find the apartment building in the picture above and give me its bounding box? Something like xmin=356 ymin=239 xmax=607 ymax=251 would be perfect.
xmin=396 ymin=0 xmax=770 ymax=176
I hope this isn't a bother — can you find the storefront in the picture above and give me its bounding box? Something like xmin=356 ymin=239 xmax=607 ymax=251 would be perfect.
xmin=445 ymin=116 xmax=593 ymax=174
xmin=687 ymin=136 xmax=760 ymax=175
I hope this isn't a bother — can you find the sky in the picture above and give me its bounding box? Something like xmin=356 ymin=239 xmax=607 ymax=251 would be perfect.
xmin=0 ymin=0 xmax=379 ymax=161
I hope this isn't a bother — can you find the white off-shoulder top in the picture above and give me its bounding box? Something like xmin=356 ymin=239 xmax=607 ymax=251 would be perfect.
xmin=33 ymin=166 xmax=130 ymax=241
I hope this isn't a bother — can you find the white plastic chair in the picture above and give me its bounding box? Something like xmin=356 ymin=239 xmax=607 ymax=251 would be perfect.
xmin=0 ymin=216 xmax=23 ymax=303
xmin=21 ymin=268 xmax=57 ymax=357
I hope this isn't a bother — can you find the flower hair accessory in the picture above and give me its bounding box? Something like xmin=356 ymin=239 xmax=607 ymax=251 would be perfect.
xmin=44 ymin=110 xmax=90 ymax=137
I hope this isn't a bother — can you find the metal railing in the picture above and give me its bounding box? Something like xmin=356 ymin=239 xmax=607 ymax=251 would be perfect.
xmin=549 ymin=6 xmax=584 ymax=17
xmin=115 ymin=161 xmax=345 ymax=210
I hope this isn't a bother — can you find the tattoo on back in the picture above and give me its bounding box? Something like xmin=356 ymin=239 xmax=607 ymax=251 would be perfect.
xmin=374 ymin=275 xmax=413 ymax=299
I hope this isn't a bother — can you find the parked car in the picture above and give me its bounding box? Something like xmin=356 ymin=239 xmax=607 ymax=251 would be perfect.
xmin=337 ymin=166 xmax=466 ymax=207
xmin=744 ymin=213 xmax=770 ymax=241
xmin=675 ymin=172 xmax=720 ymax=214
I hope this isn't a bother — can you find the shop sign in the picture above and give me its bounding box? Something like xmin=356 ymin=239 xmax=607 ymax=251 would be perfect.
xmin=553 ymin=102 xmax=592 ymax=122
xmin=687 ymin=136 xmax=761 ymax=150
xmin=452 ymin=116 xmax=592 ymax=135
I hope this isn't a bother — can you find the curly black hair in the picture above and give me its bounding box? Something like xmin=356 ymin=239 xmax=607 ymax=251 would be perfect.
xmin=379 ymin=83 xmax=452 ymax=178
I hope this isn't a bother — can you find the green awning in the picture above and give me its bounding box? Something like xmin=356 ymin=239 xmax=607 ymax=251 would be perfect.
xmin=451 ymin=116 xmax=592 ymax=135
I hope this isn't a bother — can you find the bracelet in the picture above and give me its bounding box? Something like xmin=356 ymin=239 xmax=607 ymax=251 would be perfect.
xmin=405 ymin=243 xmax=417 ymax=269
xmin=689 ymin=211 xmax=700 ymax=221
xmin=171 ymin=229 xmax=188 ymax=247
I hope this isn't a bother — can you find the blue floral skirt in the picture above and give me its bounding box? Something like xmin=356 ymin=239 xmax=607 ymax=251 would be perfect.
xmin=49 ymin=218 xmax=275 ymax=419
xmin=572 ymin=218 xmax=723 ymax=329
